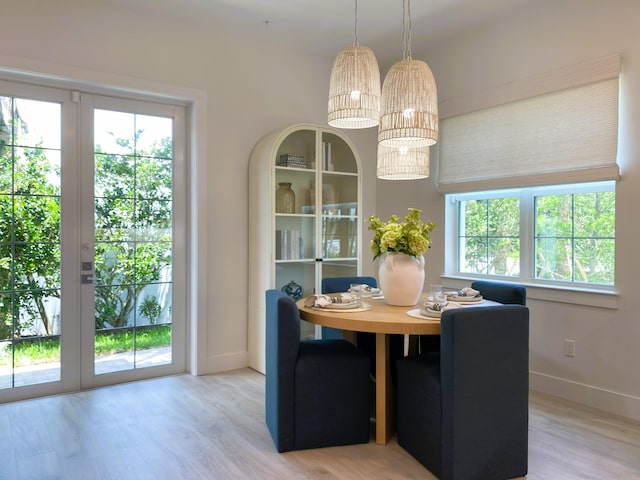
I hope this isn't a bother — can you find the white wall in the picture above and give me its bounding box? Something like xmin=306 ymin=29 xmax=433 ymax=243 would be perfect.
xmin=392 ymin=0 xmax=640 ymax=421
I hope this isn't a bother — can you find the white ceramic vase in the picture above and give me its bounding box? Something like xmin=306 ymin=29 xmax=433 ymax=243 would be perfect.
xmin=378 ymin=252 xmax=425 ymax=306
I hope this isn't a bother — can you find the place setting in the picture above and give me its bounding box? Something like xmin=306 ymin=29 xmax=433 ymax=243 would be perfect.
xmin=349 ymin=283 xmax=384 ymax=300
xmin=407 ymin=300 xmax=464 ymax=319
xmin=407 ymin=285 xmax=484 ymax=319
xmin=303 ymin=289 xmax=372 ymax=312
xmin=443 ymin=286 xmax=483 ymax=303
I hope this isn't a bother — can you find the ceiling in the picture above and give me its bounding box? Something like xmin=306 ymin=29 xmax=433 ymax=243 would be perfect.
xmin=100 ymin=0 xmax=539 ymax=68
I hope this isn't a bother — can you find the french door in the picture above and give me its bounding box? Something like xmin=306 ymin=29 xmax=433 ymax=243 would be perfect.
xmin=0 ymin=80 xmax=186 ymax=402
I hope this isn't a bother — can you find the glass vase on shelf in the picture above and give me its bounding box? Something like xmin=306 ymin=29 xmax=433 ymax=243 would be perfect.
xmin=276 ymin=182 xmax=295 ymax=213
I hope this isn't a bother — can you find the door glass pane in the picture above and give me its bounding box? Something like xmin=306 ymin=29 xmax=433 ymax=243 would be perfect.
xmin=1 ymin=96 xmax=62 ymax=389
xmin=93 ymin=109 xmax=173 ymax=374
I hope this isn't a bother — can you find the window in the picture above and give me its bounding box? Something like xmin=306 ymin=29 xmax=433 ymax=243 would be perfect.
xmin=438 ymin=56 xmax=620 ymax=294
xmin=449 ymin=181 xmax=615 ymax=288
xmin=458 ymin=195 xmax=520 ymax=277
xmin=534 ymin=183 xmax=615 ymax=285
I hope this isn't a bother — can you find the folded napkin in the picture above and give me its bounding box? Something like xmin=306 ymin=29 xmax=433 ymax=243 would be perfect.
xmin=349 ymin=284 xmax=372 ymax=294
xmin=371 ymin=288 xmax=384 ymax=298
xmin=422 ymin=301 xmax=463 ymax=313
xmin=349 ymin=284 xmax=382 ymax=297
xmin=445 ymin=287 xmax=480 ymax=298
xmin=304 ymin=293 xmax=356 ymax=308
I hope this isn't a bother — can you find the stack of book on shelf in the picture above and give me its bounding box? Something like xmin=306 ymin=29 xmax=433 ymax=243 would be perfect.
xmin=322 ymin=142 xmax=333 ymax=171
xmin=276 ymin=230 xmax=302 ymax=260
xmin=278 ymin=153 xmax=306 ymax=168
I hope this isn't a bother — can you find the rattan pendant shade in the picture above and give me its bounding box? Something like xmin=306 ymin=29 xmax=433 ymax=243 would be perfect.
xmin=378 ymin=58 xmax=438 ymax=148
xmin=328 ymin=45 xmax=381 ymax=129
xmin=375 ymin=0 xmax=438 ymax=179
xmin=377 ymin=144 xmax=430 ymax=180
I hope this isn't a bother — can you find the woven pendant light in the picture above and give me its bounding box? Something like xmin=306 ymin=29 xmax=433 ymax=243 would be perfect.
xmin=378 ymin=0 xmax=438 ymax=149
xmin=378 ymin=58 xmax=438 ymax=147
xmin=328 ymin=0 xmax=381 ymax=129
xmin=377 ymin=144 xmax=430 ymax=180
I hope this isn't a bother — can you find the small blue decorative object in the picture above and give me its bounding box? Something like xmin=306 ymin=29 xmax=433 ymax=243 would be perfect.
xmin=282 ymin=280 xmax=303 ymax=300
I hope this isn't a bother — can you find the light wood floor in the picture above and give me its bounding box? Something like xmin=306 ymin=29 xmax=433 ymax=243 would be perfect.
xmin=1 ymin=368 xmax=639 ymax=480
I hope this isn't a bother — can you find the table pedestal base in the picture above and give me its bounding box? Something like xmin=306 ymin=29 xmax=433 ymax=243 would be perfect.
xmin=375 ymin=333 xmax=396 ymax=445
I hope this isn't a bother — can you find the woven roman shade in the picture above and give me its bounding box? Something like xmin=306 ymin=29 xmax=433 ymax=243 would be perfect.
xmin=437 ymin=54 xmax=621 ymax=193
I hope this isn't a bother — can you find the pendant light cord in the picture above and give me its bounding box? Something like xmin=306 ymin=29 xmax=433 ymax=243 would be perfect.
xmin=354 ymin=0 xmax=359 ymax=46
xmin=402 ymin=0 xmax=413 ymax=60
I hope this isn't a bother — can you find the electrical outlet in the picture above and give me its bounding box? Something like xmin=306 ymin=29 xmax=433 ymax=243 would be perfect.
xmin=564 ymin=339 xmax=576 ymax=357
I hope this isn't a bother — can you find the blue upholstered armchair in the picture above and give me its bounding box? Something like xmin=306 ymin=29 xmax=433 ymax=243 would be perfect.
xmin=471 ymin=280 xmax=527 ymax=305
xmin=265 ymin=290 xmax=371 ymax=452
xmin=397 ymin=305 xmax=529 ymax=480
xmin=321 ymin=276 xmax=404 ymax=384
xmin=420 ymin=281 xmax=526 ymax=354
xmin=320 ymin=276 xmax=378 ymax=340
xmin=321 ymin=276 xmax=378 ymax=298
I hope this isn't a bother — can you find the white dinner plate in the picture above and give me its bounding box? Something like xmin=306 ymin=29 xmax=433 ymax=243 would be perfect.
xmin=318 ymin=302 xmax=360 ymax=310
xmin=407 ymin=308 xmax=441 ymax=319
xmin=314 ymin=303 xmax=372 ymax=313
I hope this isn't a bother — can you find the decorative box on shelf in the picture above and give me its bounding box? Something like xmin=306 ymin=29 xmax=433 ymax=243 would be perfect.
xmin=278 ymin=153 xmax=307 ymax=168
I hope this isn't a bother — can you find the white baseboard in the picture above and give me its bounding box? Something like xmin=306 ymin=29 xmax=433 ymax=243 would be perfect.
xmin=530 ymin=371 xmax=640 ymax=422
xmin=205 ymin=351 xmax=248 ymax=374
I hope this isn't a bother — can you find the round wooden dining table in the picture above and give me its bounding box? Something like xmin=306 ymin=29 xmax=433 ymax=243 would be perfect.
xmin=297 ymin=292 xmax=441 ymax=445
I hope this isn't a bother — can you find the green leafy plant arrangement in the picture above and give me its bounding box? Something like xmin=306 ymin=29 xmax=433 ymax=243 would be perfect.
xmin=368 ymin=208 xmax=436 ymax=259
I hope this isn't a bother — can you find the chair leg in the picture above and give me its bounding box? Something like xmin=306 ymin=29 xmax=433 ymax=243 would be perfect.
xmin=407 ymin=335 xmax=419 ymax=356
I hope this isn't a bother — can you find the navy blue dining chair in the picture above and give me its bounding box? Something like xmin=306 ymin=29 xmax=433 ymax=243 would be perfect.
xmin=320 ymin=276 xmax=377 ymax=340
xmin=321 ymin=276 xmax=404 ymax=385
xmin=265 ymin=289 xmax=371 ymax=452
xmin=471 ymin=280 xmax=527 ymax=305
xmin=397 ymin=305 xmax=530 ymax=480
xmin=420 ymin=281 xmax=527 ymax=354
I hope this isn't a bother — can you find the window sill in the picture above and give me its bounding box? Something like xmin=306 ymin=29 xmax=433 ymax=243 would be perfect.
xmin=440 ymin=275 xmax=618 ymax=310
